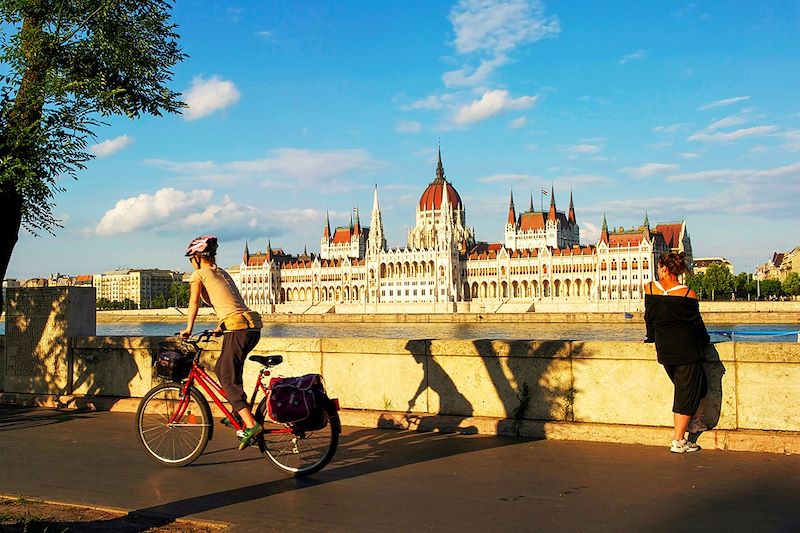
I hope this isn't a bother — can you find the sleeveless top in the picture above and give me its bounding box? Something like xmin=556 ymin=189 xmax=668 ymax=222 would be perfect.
xmin=651 ymin=280 xmax=691 ymax=296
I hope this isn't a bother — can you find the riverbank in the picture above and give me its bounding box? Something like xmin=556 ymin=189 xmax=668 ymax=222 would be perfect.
xmin=2 ymin=301 xmax=797 ymax=325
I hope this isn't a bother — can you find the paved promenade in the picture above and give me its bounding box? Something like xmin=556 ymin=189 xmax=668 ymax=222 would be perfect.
xmin=1 ymin=406 xmax=799 ymax=532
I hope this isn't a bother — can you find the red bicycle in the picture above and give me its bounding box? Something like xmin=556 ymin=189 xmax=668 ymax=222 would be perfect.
xmin=135 ymin=331 xmax=340 ymax=476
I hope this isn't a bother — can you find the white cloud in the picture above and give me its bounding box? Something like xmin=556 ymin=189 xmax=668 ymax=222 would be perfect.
xmin=257 ymin=30 xmax=273 ymax=40
xmin=478 ymin=173 xmax=539 ymax=184
xmin=565 ymin=143 xmax=602 ymax=155
xmin=706 ymin=114 xmax=748 ymax=132
xmin=667 ymin=162 xmax=800 ymax=183
xmin=581 ymin=221 xmax=600 ymax=244
xmin=622 ymin=162 xmax=679 ymax=178
xmin=396 ymin=120 xmax=423 ymax=133
xmin=687 ymin=125 xmax=778 ymax=143
xmin=184 ymin=76 xmax=241 ymax=120
xmin=449 ymin=0 xmax=560 ymax=55
xmin=557 ymin=174 xmax=615 ymax=185
xmin=401 ymin=94 xmax=448 ymax=111
xmin=679 ymin=152 xmax=701 ymax=159
xmin=619 ymin=49 xmax=646 ymax=65
xmin=146 ymin=148 xmax=383 ymax=187
xmin=781 ymin=130 xmax=800 ymax=152
xmin=453 ymin=89 xmax=537 ymax=125
xmin=508 ymin=116 xmax=528 ymax=129
xmin=653 ymin=123 xmax=686 ymax=134
xmin=698 ymin=96 xmax=750 ymax=111
xmin=89 ymin=135 xmax=133 ymax=158
xmin=95 ymin=188 xmax=213 ymax=236
xmin=443 ymin=55 xmax=508 ymax=88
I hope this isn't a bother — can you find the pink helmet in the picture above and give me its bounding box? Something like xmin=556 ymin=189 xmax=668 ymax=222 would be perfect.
xmin=185 ymin=236 xmax=218 ymax=257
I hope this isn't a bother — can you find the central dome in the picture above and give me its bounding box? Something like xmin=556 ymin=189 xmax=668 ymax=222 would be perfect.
xmin=419 ymin=178 xmax=462 ymax=211
xmin=418 ymin=149 xmax=462 ymax=211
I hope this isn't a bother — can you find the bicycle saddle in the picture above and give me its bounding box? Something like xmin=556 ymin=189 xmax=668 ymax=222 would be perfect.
xmin=249 ymin=355 xmax=283 ymax=367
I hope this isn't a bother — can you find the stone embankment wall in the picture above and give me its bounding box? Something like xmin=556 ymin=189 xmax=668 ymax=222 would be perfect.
xmin=2 ymin=333 xmax=798 ymax=453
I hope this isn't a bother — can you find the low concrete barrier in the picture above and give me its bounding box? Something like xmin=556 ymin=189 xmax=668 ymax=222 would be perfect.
xmin=2 ymin=333 xmax=798 ymax=453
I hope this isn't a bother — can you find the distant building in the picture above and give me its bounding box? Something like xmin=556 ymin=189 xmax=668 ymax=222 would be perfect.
xmin=2 ymin=279 xmax=21 ymax=306
xmin=654 ymin=221 xmax=693 ymax=270
xmin=754 ymin=246 xmax=800 ymax=281
xmin=93 ymin=269 xmax=182 ymax=308
xmin=236 ymin=149 xmax=686 ymax=313
xmin=693 ymin=257 xmax=734 ymax=275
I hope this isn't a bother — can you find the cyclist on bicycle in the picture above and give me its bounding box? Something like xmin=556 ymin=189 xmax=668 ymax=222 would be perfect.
xmin=180 ymin=235 xmax=264 ymax=450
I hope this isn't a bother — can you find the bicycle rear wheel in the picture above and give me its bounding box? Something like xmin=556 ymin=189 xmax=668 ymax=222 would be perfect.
xmin=136 ymin=383 xmax=212 ymax=467
xmin=254 ymin=397 xmax=340 ymax=477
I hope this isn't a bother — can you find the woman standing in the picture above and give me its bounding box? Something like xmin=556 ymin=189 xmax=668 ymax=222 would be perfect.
xmin=644 ymin=252 xmax=710 ymax=453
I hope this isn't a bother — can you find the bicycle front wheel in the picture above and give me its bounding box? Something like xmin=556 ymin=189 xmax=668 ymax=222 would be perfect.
xmin=255 ymin=397 xmax=340 ymax=477
xmin=136 ymin=383 xmax=212 ymax=467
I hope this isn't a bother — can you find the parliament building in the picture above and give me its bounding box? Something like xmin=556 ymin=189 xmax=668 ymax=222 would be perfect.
xmin=237 ymin=150 xmax=691 ymax=313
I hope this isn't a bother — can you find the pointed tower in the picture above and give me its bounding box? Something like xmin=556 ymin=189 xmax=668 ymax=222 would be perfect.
xmin=266 ymin=238 xmax=273 ymax=259
xmin=354 ymin=207 xmax=361 ymax=234
xmin=568 ymin=190 xmax=576 ymax=224
xmin=600 ymin=214 xmax=610 ymax=244
xmin=323 ymin=211 xmax=331 ymax=241
xmin=243 ymin=241 xmax=250 ymax=264
xmin=548 ymin=185 xmax=557 ymax=221
xmin=435 ymin=143 xmax=445 ymax=182
xmin=368 ymin=184 xmax=386 ymax=255
xmin=507 ymin=189 xmax=517 ymax=226
xmin=529 ymin=190 xmax=534 ymax=213
xmin=642 ymin=211 xmax=651 ymax=241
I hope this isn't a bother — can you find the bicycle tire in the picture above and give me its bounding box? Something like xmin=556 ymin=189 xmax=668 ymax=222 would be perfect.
xmin=136 ymin=382 xmax=212 ymax=467
xmin=254 ymin=397 xmax=340 ymax=477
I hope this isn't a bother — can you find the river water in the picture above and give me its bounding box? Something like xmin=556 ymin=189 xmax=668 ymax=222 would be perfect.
xmin=1 ymin=321 xmax=797 ymax=342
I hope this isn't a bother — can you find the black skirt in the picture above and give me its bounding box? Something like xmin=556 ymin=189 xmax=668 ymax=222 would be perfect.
xmin=663 ymin=361 xmax=708 ymax=415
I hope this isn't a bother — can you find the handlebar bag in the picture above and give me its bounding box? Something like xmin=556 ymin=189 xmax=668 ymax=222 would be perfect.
xmin=267 ymin=374 xmax=321 ymax=424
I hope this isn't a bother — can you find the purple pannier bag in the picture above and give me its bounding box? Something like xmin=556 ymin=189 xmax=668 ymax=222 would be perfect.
xmin=267 ymin=374 xmax=321 ymax=424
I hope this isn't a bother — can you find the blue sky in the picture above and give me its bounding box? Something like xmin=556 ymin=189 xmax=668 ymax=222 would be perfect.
xmin=8 ymin=0 xmax=800 ymax=279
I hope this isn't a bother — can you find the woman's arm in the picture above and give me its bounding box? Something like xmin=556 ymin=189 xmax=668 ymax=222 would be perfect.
xmin=180 ymin=280 xmax=203 ymax=338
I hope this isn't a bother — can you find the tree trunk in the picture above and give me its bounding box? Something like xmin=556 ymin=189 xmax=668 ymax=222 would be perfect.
xmin=0 ymin=182 xmax=23 ymax=313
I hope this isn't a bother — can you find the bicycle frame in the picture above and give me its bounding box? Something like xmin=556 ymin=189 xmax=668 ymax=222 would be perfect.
xmin=169 ymin=347 xmax=292 ymax=437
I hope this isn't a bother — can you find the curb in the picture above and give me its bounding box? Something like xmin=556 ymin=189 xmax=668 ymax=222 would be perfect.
xmin=2 ymin=393 xmax=798 ymax=455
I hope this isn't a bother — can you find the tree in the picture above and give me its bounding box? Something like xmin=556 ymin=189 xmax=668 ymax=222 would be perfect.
xmin=733 ymin=272 xmax=750 ymax=298
xmin=685 ymin=272 xmax=705 ymax=299
xmin=702 ymin=264 xmax=735 ymax=301
xmin=782 ymin=272 xmax=800 ymax=298
xmin=0 ymin=1 xmax=185 ymax=311
xmin=168 ymin=281 xmax=189 ymax=307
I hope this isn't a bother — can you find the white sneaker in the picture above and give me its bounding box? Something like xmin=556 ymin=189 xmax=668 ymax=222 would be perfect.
xmin=670 ymin=439 xmax=701 ymax=453
xmin=688 ymin=418 xmax=708 ymax=433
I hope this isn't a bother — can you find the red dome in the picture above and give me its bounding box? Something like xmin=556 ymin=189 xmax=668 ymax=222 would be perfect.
xmin=419 ymin=178 xmax=462 ymax=211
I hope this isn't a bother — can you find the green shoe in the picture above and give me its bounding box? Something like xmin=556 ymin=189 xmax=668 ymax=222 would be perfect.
xmin=238 ymin=423 xmax=263 ymax=451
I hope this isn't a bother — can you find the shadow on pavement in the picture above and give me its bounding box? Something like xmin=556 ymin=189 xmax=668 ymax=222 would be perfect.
xmin=101 ymin=426 xmax=523 ymax=530
xmin=0 ymin=406 xmax=94 ymax=433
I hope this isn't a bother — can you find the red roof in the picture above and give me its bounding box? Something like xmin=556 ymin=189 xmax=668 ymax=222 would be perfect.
xmin=75 ymin=274 xmax=93 ymax=282
xmin=608 ymin=233 xmax=644 ymax=247
xmin=519 ymin=212 xmax=546 ymax=231
xmin=331 ymin=228 xmax=352 ymax=244
xmin=419 ymin=178 xmax=462 ymax=211
xmin=655 ymin=223 xmax=682 ymax=249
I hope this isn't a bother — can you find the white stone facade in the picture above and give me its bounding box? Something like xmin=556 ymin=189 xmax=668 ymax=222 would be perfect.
xmin=238 ymin=153 xmax=683 ymax=313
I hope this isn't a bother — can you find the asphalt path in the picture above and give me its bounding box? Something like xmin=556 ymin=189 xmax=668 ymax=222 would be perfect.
xmin=1 ymin=406 xmax=799 ymax=532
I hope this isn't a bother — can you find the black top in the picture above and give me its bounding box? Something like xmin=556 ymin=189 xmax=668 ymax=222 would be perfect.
xmin=644 ymin=293 xmax=710 ymax=365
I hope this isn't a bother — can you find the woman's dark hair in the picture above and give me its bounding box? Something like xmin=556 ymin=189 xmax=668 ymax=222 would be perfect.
xmin=658 ymin=252 xmax=688 ymax=277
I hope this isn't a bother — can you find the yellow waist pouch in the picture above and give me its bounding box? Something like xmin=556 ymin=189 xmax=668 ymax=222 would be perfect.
xmin=220 ymin=310 xmax=263 ymax=331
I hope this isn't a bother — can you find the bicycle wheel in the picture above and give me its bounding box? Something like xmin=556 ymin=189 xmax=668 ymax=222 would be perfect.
xmin=136 ymin=383 xmax=212 ymax=467
xmin=254 ymin=397 xmax=340 ymax=477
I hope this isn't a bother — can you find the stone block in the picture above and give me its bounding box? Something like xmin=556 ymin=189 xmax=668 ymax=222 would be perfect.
xmin=737 ymin=362 xmax=800 ymax=431
xmin=572 ymin=341 xmax=657 ymax=360
xmin=735 ymin=342 xmax=800 ymax=363
xmin=321 ymin=343 xmax=427 ymax=412
xmin=4 ymin=287 xmax=95 ymax=394
xmin=430 ymin=339 xmax=570 ymax=358
xmin=72 ymin=338 xmax=153 ymax=397
xmin=572 ymin=358 xmax=673 ymax=426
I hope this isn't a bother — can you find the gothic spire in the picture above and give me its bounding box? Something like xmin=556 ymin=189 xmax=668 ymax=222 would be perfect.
xmin=507 ymin=189 xmax=516 ymax=226
xmin=243 ymin=241 xmax=250 ymax=263
xmin=600 ymin=214 xmax=609 ymax=244
xmin=529 ymin=190 xmax=534 ymax=212
xmin=568 ymin=189 xmax=576 ymax=224
xmin=435 ymin=144 xmax=445 ymax=181
xmin=323 ymin=210 xmax=331 ymax=240
xmin=548 ymin=185 xmax=557 ymax=221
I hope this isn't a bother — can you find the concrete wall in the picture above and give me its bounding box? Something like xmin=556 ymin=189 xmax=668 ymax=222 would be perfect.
xmin=4 ymin=334 xmax=797 ymax=436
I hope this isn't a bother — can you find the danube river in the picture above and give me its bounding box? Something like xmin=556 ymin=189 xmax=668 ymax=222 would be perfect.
xmin=1 ymin=321 xmax=797 ymax=342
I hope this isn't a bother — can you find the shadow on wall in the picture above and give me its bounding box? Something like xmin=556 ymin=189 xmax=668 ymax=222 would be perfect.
xmin=378 ymin=339 xmax=576 ymax=437
xmin=474 ymin=339 xmax=575 ymax=436
xmin=70 ymin=336 xmax=146 ymax=407
xmin=4 ymin=289 xmax=71 ymax=395
xmin=702 ymin=344 xmax=725 ymax=430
